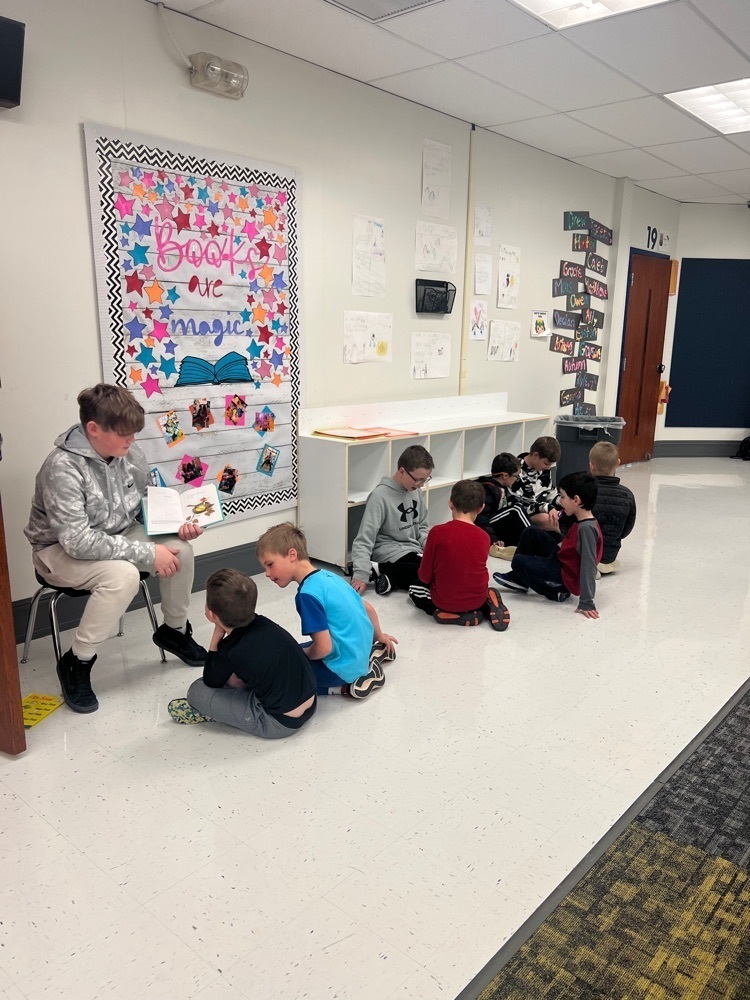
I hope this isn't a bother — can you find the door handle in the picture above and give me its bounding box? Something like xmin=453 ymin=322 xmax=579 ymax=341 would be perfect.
xmin=657 ymin=364 xmax=665 ymax=374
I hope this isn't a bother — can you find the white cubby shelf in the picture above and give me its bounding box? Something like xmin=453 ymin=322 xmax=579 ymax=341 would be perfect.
xmin=298 ymin=393 xmax=550 ymax=568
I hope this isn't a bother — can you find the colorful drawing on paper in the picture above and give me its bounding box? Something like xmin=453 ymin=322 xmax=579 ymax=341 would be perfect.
xmin=531 ymin=310 xmax=549 ymax=339
xmin=488 ymin=320 xmax=520 ymax=362
xmin=176 ymin=454 xmax=208 ymax=487
xmin=256 ymin=444 xmax=280 ymax=477
xmin=497 ymin=244 xmax=521 ymax=310
xmin=253 ymin=406 xmax=276 ymax=435
xmin=84 ymin=125 xmax=299 ymax=525
xmin=217 ymin=463 xmax=240 ymax=495
xmin=470 ymin=299 xmax=488 ymax=341
xmin=185 ymin=493 xmax=217 ymax=523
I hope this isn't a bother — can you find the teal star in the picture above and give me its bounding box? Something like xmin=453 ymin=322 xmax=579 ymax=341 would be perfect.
xmin=196 ymin=186 xmax=210 ymax=203
xmin=136 ymin=345 xmax=155 ymax=366
xmin=240 ymin=308 xmax=251 ymax=324
xmin=160 ymin=356 xmax=178 ymax=378
xmin=247 ymin=340 xmax=263 ymax=359
xmin=166 ymin=286 xmax=180 ymax=303
xmin=129 ymin=242 xmax=149 ymax=267
xmin=121 ymin=223 xmax=132 ymax=235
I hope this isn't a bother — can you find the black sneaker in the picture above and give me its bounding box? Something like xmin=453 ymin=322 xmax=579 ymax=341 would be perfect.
xmin=153 ymin=620 xmax=207 ymax=666
xmin=492 ymin=572 xmax=528 ymax=594
xmin=56 ymin=650 xmax=98 ymax=714
xmin=370 ymin=640 xmax=396 ymax=664
xmin=375 ymin=574 xmax=392 ymax=596
xmin=349 ymin=660 xmax=385 ymax=699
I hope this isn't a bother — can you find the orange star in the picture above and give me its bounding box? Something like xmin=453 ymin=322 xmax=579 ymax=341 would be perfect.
xmin=129 ymin=366 xmax=144 ymax=385
xmin=284 ymin=345 xmax=291 ymax=355
xmin=252 ymin=303 xmax=268 ymax=324
xmin=144 ymin=280 xmax=165 ymax=304
xmin=147 ymin=191 xmax=158 ymax=202
xmin=145 ymin=337 xmax=155 ymax=347
xmin=258 ymin=264 xmax=274 ymax=286
xmin=234 ymin=216 xmax=241 ymax=227
xmin=263 ymin=208 xmax=277 ymax=228
xmin=272 ymin=373 xmax=282 ymax=387
xmin=238 ymin=196 xmax=248 ymax=211
xmin=132 ymin=182 xmax=146 ymax=200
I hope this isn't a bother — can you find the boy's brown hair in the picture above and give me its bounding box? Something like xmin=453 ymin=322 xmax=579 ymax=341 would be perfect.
xmin=529 ymin=435 xmax=561 ymax=463
xmin=589 ymin=440 xmax=619 ymax=476
xmin=256 ymin=522 xmax=309 ymax=561
xmin=206 ymin=568 xmax=257 ymax=628
xmin=450 ymin=479 xmax=485 ymax=514
xmin=397 ymin=444 xmax=434 ymax=473
xmin=78 ymin=384 xmax=145 ymax=435
xmin=491 ymin=452 xmax=521 ymax=476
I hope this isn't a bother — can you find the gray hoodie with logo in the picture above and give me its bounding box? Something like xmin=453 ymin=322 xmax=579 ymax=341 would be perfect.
xmin=24 ymin=424 xmax=155 ymax=566
xmin=351 ymin=476 xmax=428 ymax=584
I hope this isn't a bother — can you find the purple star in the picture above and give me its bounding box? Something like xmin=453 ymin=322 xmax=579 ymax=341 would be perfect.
xmin=162 ymin=339 xmax=177 ymax=356
xmin=125 ymin=316 xmax=147 ymax=341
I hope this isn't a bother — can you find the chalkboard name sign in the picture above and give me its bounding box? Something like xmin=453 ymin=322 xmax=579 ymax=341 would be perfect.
xmin=575 ymin=323 xmax=598 ymax=342
xmin=575 ymin=371 xmax=599 ymax=391
xmin=581 ymin=307 xmax=605 ymax=328
xmin=584 ymin=276 xmax=608 ymax=300
xmin=573 ymin=402 xmax=597 ymax=416
xmin=563 ymin=211 xmax=590 ymax=231
xmin=549 ymin=333 xmax=575 ymax=356
xmin=578 ymin=341 xmax=602 ymax=362
xmin=572 ymin=233 xmax=595 ymax=252
xmin=552 ymin=277 xmax=579 ymax=297
xmin=588 ymin=219 xmax=613 ymax=245
xmin=586 ymin=251 xmax=608 ymax=277
xmin=562 ymin=357 xmax=587 ymax=375
xmin=553 ymin=310 xmax=580 ymax=330
xmin=560 ymin=259 xmax=586 ymax=281
xmin=566 ymin=292 xmax=590 ymax=311
xmin=560 ymin=388 xmax=584 ymax=406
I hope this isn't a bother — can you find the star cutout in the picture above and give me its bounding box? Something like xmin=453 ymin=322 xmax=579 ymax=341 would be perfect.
xmin=126 ymin=344 xmax=137 ymax=357
xmin=207 ymin=200 xmax=221 ymax=217
xmin=272 ymin=272 xmax=287 ymax=291
xmin=277 ymin=190 xmax=288 ymax=205
xmin=166 ymin=286 xmax=180 ymax=304
xmin=154 ymin=199 xmax=175 ymax=222
xmin=124 ymin=271 xmax=144 ymax=295
xmin=273 ymin=244 xmax=286 ymax=263
xmin=132 ymin=167 xmax=142 ymax=179
xmin=141 ymin=374 xmax=162 ymax=399
xmin=119 ymin=171 xmax=133 ymax=187
xmin=257 ymin=359 xmax=272 ymax=379
xmin=240 ymin=308 xmax=252 ymax=324
xmin=257 ymin=324 xmax=272 ymax=344
xmin=196 ymin=186 xmax=210 ymax=203
xmin=247 ymin=340 xmax=263 ymax=360
xmin=159 ymin=305 xmax=173 ymax=319
xmin=144 ymin=280 xmax=165 ymax=304
xmin=272 ymin=373 xmax=282 ymax=387
xmin=162 ymin=339 xmax=177 ymax=355
xmin=141 ymin=265 xmax=155 ymax=280
xmin=129 ymin=243 xmax=149 ymax=267
xmin=120 ymin=222 xmax=132 ymax=235
xmin=252 ymin=303 xmax=268 ymax=324
xmin=141 ymin=171 xmax=155 ymax=188
xmin=208 ymin=222 xmax=220 ymax=238
xmin=262 ymin=289 xmax=276 ymax=307
xmin=174 ymin=209 xmax=192 ymax=233
xmin=136 ymin=345 xmax=155 ymax=366
xmin=276 ymin=301 xmax=287 ymax=317
xmin=128 ymin=366 xmax=143 ymax=385
xmin=254 ymin=237 xmax=272 ymax=258
xmin=249 ymin=185 xmax=259 ymax=198
xmin=144 ymin=308 xmax=153 ymax=319
xmin=160 ymin=356 xmax=178 ymax=379
xmin=270 ymin=349 xmax=284 ymax=368
xmin=151 ymin=319 xmax=169 ymax=341
xmin=125 ymin=316 xmax=147 ymax=341
xmin=132 ymin=214 xmax=153 ymax=238
xmin=132 ymin=182 xmax=146 ymax=200
xmin=114 ymin=193 xmax=135 ymax=218
xmin=263 ymin=208 xmax=277 ymax=228
xmin=181 ymin=184 xmax=194 ymax=199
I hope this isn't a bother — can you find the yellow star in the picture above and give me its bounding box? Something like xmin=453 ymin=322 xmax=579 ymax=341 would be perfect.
xmin=129 ymin=366 xmax=144 ymax=385
xmin=263 ymin=208 xmax=277 ymax=228
xmin=252 ymin=303 xmax=268 ymax=324
xmin=259 ymin=264 xmax=274 ymax=286
xmin=144 ymin=280 xmax=165 ymax=304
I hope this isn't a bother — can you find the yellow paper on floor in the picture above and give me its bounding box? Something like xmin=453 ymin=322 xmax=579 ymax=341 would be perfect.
xmin=22 ymin=693 xmax=64 ymax=728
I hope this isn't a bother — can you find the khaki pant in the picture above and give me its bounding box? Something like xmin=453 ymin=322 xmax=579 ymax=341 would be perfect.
xmin=33 ymin=522 xmax=194 ymax=661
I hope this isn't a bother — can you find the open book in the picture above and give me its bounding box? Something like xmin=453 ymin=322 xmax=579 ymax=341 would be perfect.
xmin=314 ymin=426 xmax=416 ymax=440
xmin=143 ymin=483 xmax=225 ymax=536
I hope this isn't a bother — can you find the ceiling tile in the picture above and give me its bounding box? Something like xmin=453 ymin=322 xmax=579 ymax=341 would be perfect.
xmin=690 ymin=0 xmax=750 ymax=58
xmin=151 ymin=0 xmax=212 ymax=11
xmin=562 ymin=2 xmax=750 ymax=93
xmin=382 ymin=0 xmax=549 ymax=59
xmin=637 ymin=174 xmax=736 ymax=200
xmin=203 ymin=0 xmax=443 ymax=82
xmin=371 ymin=62 xmax=554 ymax=125
xmin=697 ymin=167 xmax=750 ymax=195
xmin=489 ymin=114 xmax=631 ymax=158
xmin=569 ymin=96 xmax=714 ymax=146
xmin=643 ymin=136 xmax=750 ymax=172
xmin=689 ymin=194 xmax=747 ymax=203
xmin=460 ymin=34 xmax=646 ymax=111
xmin=727 ymin=132 xmax=750 ymax=153
xmin=572 ymin=147 xmax=689 ymax=180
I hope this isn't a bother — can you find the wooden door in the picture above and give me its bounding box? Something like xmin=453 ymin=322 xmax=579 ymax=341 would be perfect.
xmin=617 ymin=253 xmax=671 ymax=464
xmin=0 ymin=496 xmax=26 ymax=755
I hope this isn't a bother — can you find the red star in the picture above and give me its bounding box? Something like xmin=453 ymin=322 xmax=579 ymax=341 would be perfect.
xmin=208 ymin=221 xmax=220 ymax=238
xmin=126 ymin=344 xmax=137 ymax=357
xmin=276 ymin=301 xmax=287 ymax=317
xmin=181 ymin=184 xmax=194 ymax=199
xmin=257 ymin=325 xmax=272 ymax=344
xmin=174 ymin=209 xmax=192 ymax=233
xmin=124 ymin=271 xmax=144 ymax=295
xmin=277 ymin=219 xmax=286 ymax=234
xmin=254 ymin=237 xmax=272 ymax=258
xmin=144 ymin=308 xmax=153 ymax=319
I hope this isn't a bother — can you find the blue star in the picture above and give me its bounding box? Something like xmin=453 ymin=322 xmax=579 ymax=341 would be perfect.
xmin=129 ymin=243 xmax=149 ymax=267
xmin=254 ymin=381 xmax=261 ymax=390
xmin=125 ymin=316 xmax=147 ymax=341
xmin=272 ymin=272 xmax=287 ymax=290
xmin=271 ymin=350 xmax=284 ymax=368
xmin=160 ymin=356 xmax=178 ymax=378
xmin=165 ymin=179 xmax=174 ymax=192
xmin=120 ymin=237 xmax=130 ymax=248
xmin=249 ymin=278 xmax=261 ymax=293
xmin=239 ymin=270 xmax=247 ymax=280
xmin=207 ymin=200 xmax=221 ymax=216
xmin=271 ymin=318 xmax=282 ymax=332
xmin=166 ymin=287 xmax=180 ymax=304
xmin=239 ymin=186 xmax=248 ymax=197
xmin=132 ymin=214 xmax=153 ymax=238
xmin=121 ymin=223 xmax=132 ymax=235
xmin=162 ymin=339 xmax=177 ymax=356
xmin=234 ymin=236 xmax=242 ymax=245
xmin=240 ymin=308 xmax=252 ymax=324
xmin=159 ymin=305 xmax=174 ymax=320
xmin=132 ymin=167 xmax=142 ymax=179
xmin=255 ymin=198 xmax=264 ymax=209
xmin=196 ymin=186 xmax=210 ymax=203
xmin=155 ymin=183 xmax=164 ymax=196
xmin=247 ymin=340 xmax=263 ymax=360
xmin=122 ymin=259 xmax=133 ymax=272
xmin=188 ymin=176 xmax=196 ymax=185
xmin=136 ymin=345 xmax=155 ymax=367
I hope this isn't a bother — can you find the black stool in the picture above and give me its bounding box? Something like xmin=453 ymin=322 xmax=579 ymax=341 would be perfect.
xmin=21 ymin=571 xmax=166 ymax=665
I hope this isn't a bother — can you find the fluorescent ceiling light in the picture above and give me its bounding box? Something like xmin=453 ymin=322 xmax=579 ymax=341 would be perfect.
xmin=665 ymin=79 xmax=750 ymax=135
xmin=509 ymin=0 xmax=672 ymax=29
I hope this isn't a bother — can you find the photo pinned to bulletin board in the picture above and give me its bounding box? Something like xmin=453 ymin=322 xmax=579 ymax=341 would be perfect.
xmin=84 ymin=125 xmax=299 ymax=525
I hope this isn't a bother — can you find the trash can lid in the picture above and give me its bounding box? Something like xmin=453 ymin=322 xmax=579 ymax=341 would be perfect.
xmin=554 ymin=415 xmax=626 ymax=425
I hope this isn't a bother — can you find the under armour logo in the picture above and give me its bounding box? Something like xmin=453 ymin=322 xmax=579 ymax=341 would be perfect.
xmin=398 ymin=501 xmax=418 ymax=522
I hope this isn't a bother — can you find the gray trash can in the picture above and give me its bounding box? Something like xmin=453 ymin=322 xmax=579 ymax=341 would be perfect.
xmin=554 ymin=415 xmax=625 ymax=482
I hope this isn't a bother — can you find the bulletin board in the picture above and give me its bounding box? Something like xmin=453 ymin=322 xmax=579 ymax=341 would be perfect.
xmin=84 ymin=124 xmax=299 ymax=523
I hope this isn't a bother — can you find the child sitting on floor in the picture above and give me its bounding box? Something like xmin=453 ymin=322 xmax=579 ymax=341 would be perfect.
xmin=408 ymin=480 xmax=510 ymax=630
xmin=588 ymin=441 xmax=636 ymax=574
xmin=475 ymin=452 xmax=531 ymax=561
xmin=168 ymin=568 xmax=317 ymax=737
xmin=494 ymin=471 xmax=603 ymax=619
xmin=515 ymin=436 xmax=563 ymax=533
xmin=258 ymin=523 xmax=397 ymax=699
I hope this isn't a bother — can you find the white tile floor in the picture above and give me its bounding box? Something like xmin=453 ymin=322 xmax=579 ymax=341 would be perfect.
xmin=3 ymin=457 xmax=749 ymax=1000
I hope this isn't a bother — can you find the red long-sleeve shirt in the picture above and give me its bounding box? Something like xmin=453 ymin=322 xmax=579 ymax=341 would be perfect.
xmin=418 ymin=519 xmax=490 ymax=612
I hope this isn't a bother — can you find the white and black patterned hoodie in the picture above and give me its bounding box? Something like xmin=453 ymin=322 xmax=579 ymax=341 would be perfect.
xmin=509 ymin=451 xmax=561 ymax=516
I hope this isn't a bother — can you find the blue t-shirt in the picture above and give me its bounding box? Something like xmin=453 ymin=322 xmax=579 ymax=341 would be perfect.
xmin=295 ymin=569 xmax=374 ymax=683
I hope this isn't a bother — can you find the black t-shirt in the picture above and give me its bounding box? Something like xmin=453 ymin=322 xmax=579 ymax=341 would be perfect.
xmin=203 ymin=615 xmax=316 ymax=727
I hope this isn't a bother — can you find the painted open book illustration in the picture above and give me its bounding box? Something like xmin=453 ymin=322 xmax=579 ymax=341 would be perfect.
xmin=143 ymin=483 xmax=225 ymax=535
xmin=175 ymin=352 xmax=253 ymax=386
xmin=314 ymin=426 xmax=416 ymax=440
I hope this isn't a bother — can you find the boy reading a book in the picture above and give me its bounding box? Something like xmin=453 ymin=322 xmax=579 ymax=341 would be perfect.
xmin=24 ymin=384 xmax=207 ymax=714
xmin=168 ymin=569 xmax=317 ymax=737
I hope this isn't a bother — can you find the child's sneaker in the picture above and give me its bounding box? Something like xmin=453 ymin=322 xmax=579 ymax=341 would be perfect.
xmin=550 ymin=590 xmax=571 ymax=603
xmin=433 ymin=610 xmax=482 ymax=626
xmin=374 ymin=574 xmax=392 ymax=596
xmin=56 ymin=650 xmax=98 ymax=714
xmin=153 ymin=620 xmax=207 ymax=666
xmin=348 ymin=660 xmax=385 ymax=699
xmin=369 ymin=640 xmax=396 ymax=667
xmin=168 ymin=698 xmax=212 ymax=724
xmin=598 ymin=560 xmax=620 ymax=574
xmin=492 ymin=572 xmax=528 ymax=594
xmin=489 ymin=544 xmax=516 ymax=561
xmin=486 ymin=589 xmax=510 ymax=632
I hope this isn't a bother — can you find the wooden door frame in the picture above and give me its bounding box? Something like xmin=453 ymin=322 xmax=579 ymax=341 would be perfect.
xmin=615 ymin=247 xmax=670 ymax=417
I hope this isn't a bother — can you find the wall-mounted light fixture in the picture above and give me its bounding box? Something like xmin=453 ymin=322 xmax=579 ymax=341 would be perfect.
xmin=189 ymin=52 xmax=249 ymax=100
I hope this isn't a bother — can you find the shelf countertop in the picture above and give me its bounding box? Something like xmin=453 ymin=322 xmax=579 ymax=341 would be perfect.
xmin=302 ymin=411 xmax=549 ymax=443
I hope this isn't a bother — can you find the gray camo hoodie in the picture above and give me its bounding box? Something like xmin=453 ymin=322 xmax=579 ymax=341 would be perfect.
xmin=24 ymin=424 xmax=155 ymax=566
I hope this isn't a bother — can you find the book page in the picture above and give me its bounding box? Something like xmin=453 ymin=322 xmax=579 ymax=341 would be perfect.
xmin=179 ymin=483 xmax=225 ymax=529
xmin=145 ymin=487 xmax=184 ymax=535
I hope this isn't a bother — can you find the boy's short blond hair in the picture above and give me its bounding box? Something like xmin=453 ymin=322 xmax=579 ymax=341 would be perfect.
xmin=78 ymin=384 xmax=145 ymax=435
xmin=206 ymin=568 xmax=257 ymax=628
xmin=256 ymin=522 xmax=309 ymax=560
xmin=589 ymin=440 xmax=619 ymax=476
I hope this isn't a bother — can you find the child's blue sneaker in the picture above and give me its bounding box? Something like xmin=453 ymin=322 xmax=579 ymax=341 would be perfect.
xmin=492 ymin=572 xmax=528 ymax=594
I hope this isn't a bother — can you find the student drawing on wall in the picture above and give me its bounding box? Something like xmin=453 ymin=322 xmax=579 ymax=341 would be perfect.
xmin=218 ymin=464 xmax=239 ymax=495
xmin=180 ymin=456 xmax=203 ymax=484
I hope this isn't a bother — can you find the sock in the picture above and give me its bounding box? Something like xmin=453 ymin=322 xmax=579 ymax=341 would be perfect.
xmin=170 ymin=624 xmax=187 ymax=633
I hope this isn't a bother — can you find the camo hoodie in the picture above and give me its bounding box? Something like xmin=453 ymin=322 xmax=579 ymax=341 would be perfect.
xmin=24 ymin=424 xmax=155 ymax=565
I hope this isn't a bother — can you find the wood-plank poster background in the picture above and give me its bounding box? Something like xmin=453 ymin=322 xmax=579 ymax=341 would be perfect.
xmin=84 ymin=124 xmax=299 ymax=524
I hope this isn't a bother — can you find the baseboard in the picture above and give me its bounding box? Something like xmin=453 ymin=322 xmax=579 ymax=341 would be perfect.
xmin=652 ymin=440 xmax=742 ymax=458
xmin=13 ymin=541 xmax=261 ymax=646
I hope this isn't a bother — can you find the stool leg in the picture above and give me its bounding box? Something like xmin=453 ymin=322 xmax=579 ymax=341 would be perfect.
xmin=48 ymin=593 xmax=64 ymax=664
xmin=21 ymin=587 xmax=48 ymax=664
xmin=117 ymin=615 xmax=125 ymax=637
xmin=140 ymin=580 xmax=166 ymax=664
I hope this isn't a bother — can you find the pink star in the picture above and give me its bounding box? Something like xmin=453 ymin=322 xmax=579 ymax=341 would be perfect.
xmin=242 ymin=220 xmax=259 ymax=240
xmin=128 ymin=300 xmax=138 ymax=311
xmin=277 ymin=190 xmax=288 ymax=205
xmin=222 ymin=206 xmax=234 ymax=220
xmin=142 ymin=171 xmax=155 ymax=188
xmin=264 ymin=195 xmax=273 ymax=205
xmin=119 ymin=171 xmax=133 ymax=187
xmin=249 ymin=184 xmax=259 ymax=198
xmin=262 ymin=289 xmax=276 ymax=307
xmin=114 ymin=193 xmax=135 ymax=219
xmin=151 ymin=320 xmax=169 ymax=341
xmin=220 ymin=181 xmax=229 ymax=192
xmin=272 ymin=244 xmax=286 ymax=263
xmin=228 ymin=192 xmax=237 ymax=204
xmin=141 ymin=374 xmax=162 ymax=398
xmin=141 ymin=265 xmax=155 ymax=280
xmin=142 ymin=204 xmax=152 ymax=216
xmin=194 ymin=212 xmax=206 ymax=229
xmin=154 ymin=199 xmax=174 ymax=221
xmin=257 ymin=359 xmax=272 ymax=378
